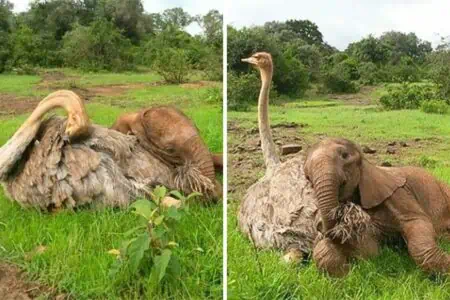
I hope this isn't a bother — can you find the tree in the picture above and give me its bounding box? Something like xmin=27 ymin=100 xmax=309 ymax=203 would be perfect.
xmin=379 ymin=31 xmax=432 ymax=64
xmin=152 ymin=7 xmax=192 ymax=31
xmin=61 ymin=19 xmax=133 ymax=71
xmin=0 ymin=0 xmax=13 ymax=72
xmin=96 ymin=0 xmax=144 ymax=43
xmin=285 ymin=19 xmax=324 ymax=46
xmin=346 ymin=35 xmax=390 ymax=65
xmin=0 ymin=0 xmax=13 ymax=32
xmin=24 ymin=0 xmax=78 ymax=41
xmin=195 ymin=10 xmax=222 ymax=49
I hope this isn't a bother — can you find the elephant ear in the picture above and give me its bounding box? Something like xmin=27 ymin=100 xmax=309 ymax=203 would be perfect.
xmin=359 ymin=159 xmax=406 ymax=209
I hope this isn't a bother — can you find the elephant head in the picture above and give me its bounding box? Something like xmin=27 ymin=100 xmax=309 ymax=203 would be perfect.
xmin=304 ymin=138 xmax=406 ymax=234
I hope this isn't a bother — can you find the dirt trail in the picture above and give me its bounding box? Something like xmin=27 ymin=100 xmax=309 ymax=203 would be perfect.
xmin=328 ymin=86 xmax=377 ymax=105
xmin=0 ymin=263 xmax=64 ymax=299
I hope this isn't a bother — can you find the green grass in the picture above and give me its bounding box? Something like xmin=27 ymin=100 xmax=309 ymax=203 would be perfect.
xmin=77 ymin=72 xmax=162 ymax=86
xmin=228 ymin=94 xmax=450 ymax=299
xmin=0 ymin=74 xmax=43 ymax=96
xmin=0 ymin=72 xmax=223 ymax=299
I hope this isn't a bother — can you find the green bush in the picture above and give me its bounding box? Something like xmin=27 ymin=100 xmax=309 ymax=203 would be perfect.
xmin=420 ymin=99 xmax=449 ymax=114
xmin=322 ymin=58 xmax=360 ymax=93
xmin=228 ymin=71 xmax=279 ymax=111
xmin=204 ymin=86 xmax=223 ymax=104
xmin=153 ymin=48 xmax=192 ymax=83
xmin=61 ymin=19 xmax=134 ymax=71
xmin=379 ymin=82 xmax=439 ymax=110
xmin=227 ymin=72 xmax=259 ymax=111
xmin=275 ymin=55 xmax=310 ymax=97
xmin=427 ymin=50 xmax=450 ymax=100
xmin=0 ymin=31 xmax=10 ymax=73
xmin=199 ymin=52 xmax=222 ymax=81
xmin=7 ymin=25 xmax=47 ymax=68
xmin=358 ymin=62 xmax=380 ymax=85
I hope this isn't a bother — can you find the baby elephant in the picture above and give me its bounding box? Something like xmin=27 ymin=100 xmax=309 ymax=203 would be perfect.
xmin=111 ymin=106 xmax=222 ymax=199
xmin=304 ymin=138 xmax=450 ymax=276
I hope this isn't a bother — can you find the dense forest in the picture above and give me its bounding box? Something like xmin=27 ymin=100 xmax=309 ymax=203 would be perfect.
xmin=0 ymin=0 xmax=222 ymax=82
xmin=228 ymin=20 xmax=450 ymax=112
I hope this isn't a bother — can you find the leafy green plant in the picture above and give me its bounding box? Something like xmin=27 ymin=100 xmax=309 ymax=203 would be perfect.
xmin=420 ymin=99 xmax=449 ymax=114
xmin=205 ymin=86 xmax=223 ymax=104
xmin=379 ymin=82 xmax=439 ymax=110
xmin=153 ymin=48 xmax=192 ymax=83
xmin=108 ymin=186 xmax=199 ymax=283
xmin=418 ymin=155 xmax=439 ymax=168
xmin=322 ymin=58 xmax=360 ymax=93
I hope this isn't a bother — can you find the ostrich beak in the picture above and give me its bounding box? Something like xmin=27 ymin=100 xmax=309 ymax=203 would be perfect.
xmin=242 ymin=57 xmax=257 ymax=65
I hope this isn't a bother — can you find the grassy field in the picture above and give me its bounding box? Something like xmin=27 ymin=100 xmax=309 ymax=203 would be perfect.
xmin=0 ymin=70 xmax=223 ymax=299
xmin=227 ymin=89 xmax=450 ymax=299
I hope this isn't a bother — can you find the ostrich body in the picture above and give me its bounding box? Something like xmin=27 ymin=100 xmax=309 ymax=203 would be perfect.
xmin=238 ymin=53 xmax=320 ymax=255
xmin=0 ymin=90 xmax=209 ymax=210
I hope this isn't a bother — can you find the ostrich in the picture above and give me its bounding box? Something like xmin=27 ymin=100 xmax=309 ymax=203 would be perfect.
xmin=237 ymin=52 xmax=320 ymax=258
xmin=0 ymin=90 xmax=217 ymax=210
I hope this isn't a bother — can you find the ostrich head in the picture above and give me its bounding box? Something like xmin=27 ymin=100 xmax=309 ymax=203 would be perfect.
xmin=37 ymin=90 xmax=91 ymax=140
xmin=241 ymin=52 xmax=273 ymax=71
xmin=64 ymin=109 xmax=90 ymax=139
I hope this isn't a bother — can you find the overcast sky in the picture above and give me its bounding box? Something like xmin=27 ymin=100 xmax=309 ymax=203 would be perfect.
xmin=226 ymin=0 xmax=450 ymax=50
xmin=10 ymin=0 xmax=223 ymax=35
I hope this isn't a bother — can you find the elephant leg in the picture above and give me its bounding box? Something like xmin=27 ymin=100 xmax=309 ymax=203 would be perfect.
xmin=402 ymin=219 xmax=450 ymax=274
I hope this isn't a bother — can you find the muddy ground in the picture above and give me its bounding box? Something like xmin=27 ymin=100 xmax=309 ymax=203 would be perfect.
xmin=0 ymin=263 xmax=65 ymax=300
xmin=0 ymin=71 xmax=164 ymax=115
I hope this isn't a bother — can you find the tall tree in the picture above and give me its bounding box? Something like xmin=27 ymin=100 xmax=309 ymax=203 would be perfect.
xmin=285 ymin=19 xmax=324 ymax=46
xmin=153 ymin=7 xmax=192 ymax=31
xmin=195 ymin=9 xmax=222 ymax=48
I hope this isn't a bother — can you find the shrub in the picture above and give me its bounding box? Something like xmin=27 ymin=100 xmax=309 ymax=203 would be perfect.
xmin=275 ymin=55 xmax=309 ymax=97
xmin=7 ymin=25 xmax=47 ymax=68
xmin=418 ymin=155 xmax=439 ymax=168
xmin=199 ymin=52 xmax=222 ymax=81
xmin=379 ymin=82 xmax=439 ymax=110
xmin=427 ymin=50 xmax=450 ymax=99
xmin=61 ymin=19 xmax=134 ymax=71
xmin=204 ymin=86 xmax=222 ymax=104
xmin=322 ymin=58 xmax=360 ymax=93
xmin=385 ymin=57 xmax=420 ymax=83
xmin=0 ymin=31 xmax=10 ymax=73
xmin=358 ymin=62 xmax=380 ymax=85
xmin=227 ymin=72 xmax=259 ymax=111
xmin=153 ymin=48 xmax=192 ymax=83
xmin=420 ymin=99 xmax=449 ymax=114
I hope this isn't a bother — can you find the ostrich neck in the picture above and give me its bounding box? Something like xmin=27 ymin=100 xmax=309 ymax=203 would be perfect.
xmin=258 ymin=67 xmax=280 ymax=177
xmin=0 ymin=91 xmax=88 ymax=180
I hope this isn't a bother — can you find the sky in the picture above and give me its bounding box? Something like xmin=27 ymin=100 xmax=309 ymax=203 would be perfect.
xmin=226 ymin=0 xmax=450 ymax=50
xmin=9 ymin=0 xmax=223 ymax=35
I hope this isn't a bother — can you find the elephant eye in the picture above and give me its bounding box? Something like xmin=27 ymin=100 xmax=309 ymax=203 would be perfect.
xmin=341 ymin=152 xmax=349 ymax=159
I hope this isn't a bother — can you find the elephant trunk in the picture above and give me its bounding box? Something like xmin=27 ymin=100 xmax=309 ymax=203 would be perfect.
xmin=311 ymin=168 xmax=341 ymax=232
xmin=184 ymin=135 xmax=216 ymax=183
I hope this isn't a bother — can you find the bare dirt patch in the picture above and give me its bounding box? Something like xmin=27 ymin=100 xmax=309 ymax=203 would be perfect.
xmin=0 ymin=262 xmax=64 ymax=299
xmin=0 ymin=94 xmax=40 ymax=116
xmin=180 ymin=81 xmax=217 ymax=89
xmin=328 ymin=86 xmax=377 ymax=106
